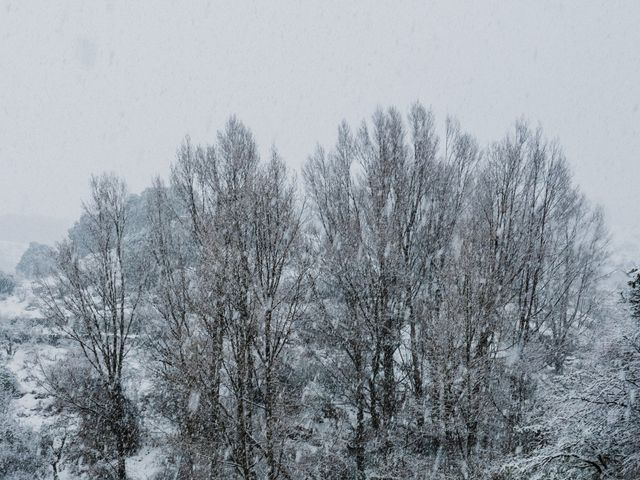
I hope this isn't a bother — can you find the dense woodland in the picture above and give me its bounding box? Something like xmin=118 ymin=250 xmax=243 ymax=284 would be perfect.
xmin=1 ymin=104 xmax=639 ymax=479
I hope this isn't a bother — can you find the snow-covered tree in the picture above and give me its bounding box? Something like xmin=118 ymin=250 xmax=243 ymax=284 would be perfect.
xmin=503 ymin=272 xmax=639 ymax=479
xmin=38 ymin=174 xmax=142 ymax=480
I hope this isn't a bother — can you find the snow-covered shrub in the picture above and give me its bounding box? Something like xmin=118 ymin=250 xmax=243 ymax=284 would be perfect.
xmin=0 ymin=365 xmax=19 ymax=398
xmin=0 ymin=270 xmax=15 ymax=296
xmin=0 ymin=371 xmax=46 ymax=479
xmin=44 ymin=359 xmax=141 ymax=478
xmin=502 ymin=281 xmax=640 ymax=479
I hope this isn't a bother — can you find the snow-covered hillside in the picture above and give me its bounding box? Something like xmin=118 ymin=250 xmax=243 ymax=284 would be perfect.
xmin=0 ymin=283 xmax=162 ymax=480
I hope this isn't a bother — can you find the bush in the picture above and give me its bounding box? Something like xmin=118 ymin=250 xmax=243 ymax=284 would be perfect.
xmin=46 ymin=361 xmax=141 ymax=476
xmin=0 ymin=386 xmax=45 ymax=479
xmin=76 ymin=379 xmax=141 ymax=457
xmin=0 ymin=271 xmax=15 ymax=296
xmin=0 ymin=365 xmax=19 ymax=397
xmin=0 ymin=417 xmax=45 ymax=479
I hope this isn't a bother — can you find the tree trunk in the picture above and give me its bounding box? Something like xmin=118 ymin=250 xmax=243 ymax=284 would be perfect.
xmin=382 ymin=315 xmax=395 ymax=429
xmin=354 ymin=344 xmax=366 ymax=480
xmin=116 ymin=436 xmax=127 ymax=480
xmin=265 ymin=308 xmax=276 ymax=480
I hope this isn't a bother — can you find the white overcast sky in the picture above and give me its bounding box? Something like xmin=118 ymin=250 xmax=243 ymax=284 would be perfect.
xmin=1 ymin=1 xmax=639 ymax=243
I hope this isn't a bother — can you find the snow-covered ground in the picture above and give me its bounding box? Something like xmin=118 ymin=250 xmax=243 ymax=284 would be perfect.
xmin=1 ymin=283 xmax=163 ymax=480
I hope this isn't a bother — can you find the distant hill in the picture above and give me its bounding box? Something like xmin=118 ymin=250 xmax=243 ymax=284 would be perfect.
xmin=0 ymin=214 xmax=71 ymax=273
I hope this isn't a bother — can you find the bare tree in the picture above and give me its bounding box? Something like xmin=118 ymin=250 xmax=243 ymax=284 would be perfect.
xmin=148 ymin=120 xmax=309 ymax=479
xmin=39 ymin=173 xmax=141 ymax=480
xmin=304 ymin=104 xmax=478 ymax=477
xmin=304 ymin=119 xmax=373 ymax=478
xmin=251 ymin=151 xmax=309 ymax=480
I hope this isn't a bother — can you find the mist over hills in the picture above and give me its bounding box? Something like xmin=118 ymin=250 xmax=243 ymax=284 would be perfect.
xmin=0 ymin=214 xmax=71 ymax=272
